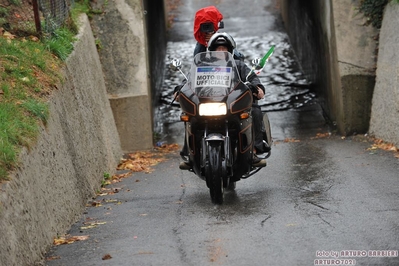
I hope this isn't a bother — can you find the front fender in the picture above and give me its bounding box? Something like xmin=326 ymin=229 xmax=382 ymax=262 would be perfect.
xmin=201 ymin=133 xmax=224 ymax=168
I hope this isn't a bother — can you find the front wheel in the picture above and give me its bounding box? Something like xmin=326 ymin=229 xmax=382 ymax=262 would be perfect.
xmin=207 ymin=142 xmax=223 ymax=204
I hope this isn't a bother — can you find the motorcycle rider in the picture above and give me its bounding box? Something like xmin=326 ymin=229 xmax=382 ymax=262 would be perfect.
xmin=193 ymin=6 xmax=244 ymax=60
xmin=193 ymin=6 xmax=222 ymax=56
xmin=175 ymin=32 xmax=270 ymax=168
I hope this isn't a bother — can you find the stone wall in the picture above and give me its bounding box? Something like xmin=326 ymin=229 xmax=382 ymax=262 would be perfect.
xmin=280 ymin=0 xmax=378 ymax=135
xmin=368 ymin=2 xmax=399 ymax=147
xmin=0 ymin=15 xmax=122 ymax=266
xmin=90 ymin=0 xmax=155 ymax=153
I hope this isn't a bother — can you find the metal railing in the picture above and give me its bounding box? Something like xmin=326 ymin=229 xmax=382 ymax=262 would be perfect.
xmin=0 ymin=0 xmax=73 ymax=36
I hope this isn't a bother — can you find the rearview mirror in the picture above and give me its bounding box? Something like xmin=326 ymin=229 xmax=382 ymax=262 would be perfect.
xmin=251 ymin=58 xmax=262 ymax=70
xmin=170 ymin=59 xmax=182 ymax=71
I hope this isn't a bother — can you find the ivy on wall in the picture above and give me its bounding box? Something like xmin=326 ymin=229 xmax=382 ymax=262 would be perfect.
xmin=358 ymin=0 xmax=393 ymax=29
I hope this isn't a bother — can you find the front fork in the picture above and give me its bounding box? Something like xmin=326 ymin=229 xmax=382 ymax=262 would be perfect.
xmin=201 ymin=121 xmax=231 ymax=182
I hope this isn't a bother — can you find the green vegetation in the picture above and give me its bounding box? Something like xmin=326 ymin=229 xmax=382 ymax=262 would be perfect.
xmin=0 ymin=7 xmax=8 ymax=26
xmin=101 ymin=172 xmax=112 ymax=187
xmin=0 ymin=0 xmax=93 ymax=181
xmin=358 ymin=0 xmax=389 ymax=28
xmin=43 ymin=28 xmax=76 ymax=61
xmin=0 ymin=36 xmax=62 ymax=180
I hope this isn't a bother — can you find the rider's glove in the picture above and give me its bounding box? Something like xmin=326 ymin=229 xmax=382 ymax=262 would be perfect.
xmin=247 ymin=83 xmax=259 ymax=94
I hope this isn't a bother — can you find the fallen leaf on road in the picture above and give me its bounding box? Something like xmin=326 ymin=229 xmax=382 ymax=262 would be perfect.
xmin=105 ymin=199 xmax=118 ymax=203
xmin=79 ymin=224 xmax=97 ymax=230
xmin=102 ymin=254 xmax=112 ymax=260
xmin=46 ymin=256 xmax=61 ymax=261
xmin=53 ymin=235 xmax=89 ymax=245
xmin=313 ymin=132 xmax=331 ymax=139
xmin=286 ymin=223 xmax=297 ymax=227
xmin=284 ymin=138 xmax=300 ymax=143
xmin=110 ymin=172 xmax=132 ymax=184
xmin=80 ymin=221 xmax=107 ymax=230
xmin=117 ymin=144 xmax=180 ymax=173
xmin=156 ymin=143 xmax=180 ymax=153
xmin=367 ymin=138 xmax=399 ymax=153
xmin=87 ymin=201 xmax=102 ymax=207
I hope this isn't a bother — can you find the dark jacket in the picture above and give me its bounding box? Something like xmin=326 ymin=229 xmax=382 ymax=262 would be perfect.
xmin=234 ymin=58 xmax=265 ymax=98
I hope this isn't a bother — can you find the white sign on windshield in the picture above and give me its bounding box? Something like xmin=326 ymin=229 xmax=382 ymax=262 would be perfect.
xmin=194 ymin=67 xmax=232 ymax=87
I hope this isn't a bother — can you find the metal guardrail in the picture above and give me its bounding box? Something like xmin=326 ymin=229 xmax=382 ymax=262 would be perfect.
xmin=0 ymin=0 xmax=73 ymax=36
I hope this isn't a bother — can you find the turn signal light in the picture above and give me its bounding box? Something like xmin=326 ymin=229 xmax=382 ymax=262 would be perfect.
xmin=180 ymin=114 xmax=190 ymax=122
xmin=240 ymin=112 xmax=250 ymax=119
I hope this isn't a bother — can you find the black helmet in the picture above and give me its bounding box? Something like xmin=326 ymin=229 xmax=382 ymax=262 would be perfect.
xmin=207 ymin=32 xmax=236 ymax=54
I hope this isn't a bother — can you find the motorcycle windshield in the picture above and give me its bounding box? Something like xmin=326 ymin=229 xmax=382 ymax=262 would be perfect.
xmin=189 ymin=51 xmax=242 ymax=98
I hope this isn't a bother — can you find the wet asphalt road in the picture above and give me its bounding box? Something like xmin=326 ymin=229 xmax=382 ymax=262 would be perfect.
xmin=44 ymin=0 xmax=399 ymax=265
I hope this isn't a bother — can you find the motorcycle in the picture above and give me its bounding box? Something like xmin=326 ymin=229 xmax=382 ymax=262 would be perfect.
xmin=170 ymin=46 xmax=274 ymax=204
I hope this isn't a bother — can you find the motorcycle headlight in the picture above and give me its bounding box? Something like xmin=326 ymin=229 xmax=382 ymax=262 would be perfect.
xmin=199 ymin=103 xmax=227 ymax=116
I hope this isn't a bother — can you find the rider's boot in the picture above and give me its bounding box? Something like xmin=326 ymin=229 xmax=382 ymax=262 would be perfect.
xmin=252 ymin=153 xmax=267 ymax=167
xmin=179 ymin=148 xmax=191 ymax=170
xmin=179 ymin=162 xmax=191 ymax=170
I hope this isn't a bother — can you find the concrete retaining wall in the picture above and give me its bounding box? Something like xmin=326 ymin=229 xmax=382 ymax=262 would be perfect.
xmin=0 ymin=15 xmax=122 ymax=266
xmin=368 ymin=2 xmax=399 ymax=147
xmin=280 ymin=0 xmax=378 ymax=135
xmin=280 ymin=0 xmax=399 ymax=146
xmin=90 ymin=0 xmax=154 ymax=153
